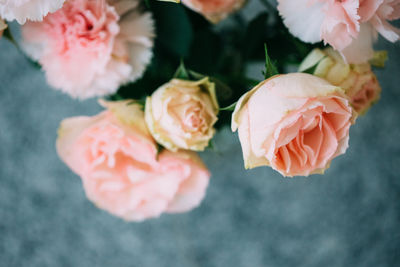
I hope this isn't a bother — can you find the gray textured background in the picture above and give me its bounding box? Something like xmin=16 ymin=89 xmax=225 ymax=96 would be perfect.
xmin=1 ymin=2 xmax=400 ymax=267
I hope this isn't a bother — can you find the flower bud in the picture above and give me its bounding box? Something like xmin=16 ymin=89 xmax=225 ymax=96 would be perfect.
xmin=300 ymin=48 xmax=381 ymax=115
xmin=145 ymin=78 xmax=219 ymax=152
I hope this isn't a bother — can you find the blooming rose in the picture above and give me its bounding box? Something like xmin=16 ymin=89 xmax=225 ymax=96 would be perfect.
xmin=22 ymin=0 xmax=154 ymax=99
xmin=0 ymin=0 xmax=65 ymax=24
xmin=0 ymin=19 xmax=6 ymax=38
xmin=299 ymin=48 xmax=382 ymax=115
xmin=277 ymin=0 xmax=400 ymax=63
xmin=145 ymin=78 xmax=219 ymax=152
xmin=57 ymin=100 xmax=210 ymax=221
xmin=181 ymin=0 xmax=246 ymax=23
xmin=232 ymin=73 xmax=356 ymax=177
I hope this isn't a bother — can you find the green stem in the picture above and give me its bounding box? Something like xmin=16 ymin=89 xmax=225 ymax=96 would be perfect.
xmin=3 ymin=28 xmax=19 ymax=48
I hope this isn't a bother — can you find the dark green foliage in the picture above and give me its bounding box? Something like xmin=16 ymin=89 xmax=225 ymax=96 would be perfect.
xmin=110 ymin=1 xmax=323 ymax=128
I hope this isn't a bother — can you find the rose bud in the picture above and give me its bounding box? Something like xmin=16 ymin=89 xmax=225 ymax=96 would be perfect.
xmin=21 ymin=0 xmax=155 ymax=99
xmin=145 ymin=78 xmax=219 ymax=152
xmin=182 ymin=0 xmax=247 ymax=23
xmin=232 ymin=73 xmax=356 ymax=177
xmin=57 ymin=100 xmax=210 ymax=221
xmin=0 ymin=0 xmax=65 ymax=24
xmin=299 ymin=48 xmax=382 ymax=115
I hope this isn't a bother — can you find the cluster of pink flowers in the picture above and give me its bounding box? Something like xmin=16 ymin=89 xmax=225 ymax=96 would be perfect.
xmin=57 ymin=100 xmax=211 ymax=221
xmin=55 ymin=76 xmax=220 ymax=221
xmin=0 ymin=0 xmax=398 ymax=221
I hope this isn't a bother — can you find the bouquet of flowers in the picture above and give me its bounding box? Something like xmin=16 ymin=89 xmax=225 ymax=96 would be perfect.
xmin=1 ymin=0 xmax=398 ymax=222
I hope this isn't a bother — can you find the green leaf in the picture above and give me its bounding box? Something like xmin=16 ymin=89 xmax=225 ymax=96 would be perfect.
xmin=369 ymin=50 xmax=388 ymax=68
xmin=188 ymin=70 xmax=233 ymax=102
xmin=173 ymin=60 xmax=190 ymax=80
xmin=263 ymin=44 xmax=279 ymax=79
xmin=151 ymin=2 xmax=193 ymax=57
xmin=206 ymin=139 xmax=217 ymax=152
xmin=108 ymin=93 xmax=124 ymax=101
xmin=185 ymin=28 xmax=222 ymax=74
xmin=243 ymin=13 xmax=269 ymax=60
xmin=219 ymin=102 xmax=237 ymax=111
xmin=187 ymin=70 xmax=205 ymax=80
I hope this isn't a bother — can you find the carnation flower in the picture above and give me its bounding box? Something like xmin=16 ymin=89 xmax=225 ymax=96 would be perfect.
xmin=277 ymin=0 xmax=400 ymax=63
xmin=0 ymin=0 xmax=65 ymax=24
xmin=57 ymin=100 xmax=210 ymax=221
xmin=22 ymin=0 xmax=154 ymax=99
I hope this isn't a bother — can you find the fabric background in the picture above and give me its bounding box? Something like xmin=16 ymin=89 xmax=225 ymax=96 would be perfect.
xmin=0 ymin=1 xmax=399 ymax=266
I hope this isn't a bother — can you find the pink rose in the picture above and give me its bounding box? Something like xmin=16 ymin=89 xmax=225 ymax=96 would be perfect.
xmin=182 ymin=0 xmax=246 ymax=23
xmin=299 ymin=48 xmax=382 ymax=115
xmin=232 ymin=73 xmax=356 ymax=177
xmin=277 ymin=0 xmax=400 ymax=63
xmin=57 ymin=100 xmax=210 ymax=221
xmin=145 ymin=78 xmax=219 ymax=152
xmin=0 ymin=0 xmax=65 ymax=24
xmin=22 ymin=0 xmax=154 ymax=99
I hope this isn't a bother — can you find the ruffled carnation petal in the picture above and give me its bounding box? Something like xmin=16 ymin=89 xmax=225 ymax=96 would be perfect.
xmin=321 ymin=0 xmax=360 ymax=50
xmin=278 ymin=0 xmax=325 ymax=43
xmin=0 ymin=0 xmax=65 ymax=24
xmin=21 ymin=0 xmax=154 ymax=99
xmin=57 ymin=100 xmax=210 ymax=221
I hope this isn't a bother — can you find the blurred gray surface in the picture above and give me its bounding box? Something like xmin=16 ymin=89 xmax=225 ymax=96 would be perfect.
xmin=1 ymin=4 xmax=400 ymax=267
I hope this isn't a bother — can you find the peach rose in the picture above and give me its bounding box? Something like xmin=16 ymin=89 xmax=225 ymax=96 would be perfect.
xmin=277 ymin=0 xmax=400 ymax=63
xmin=0 ymin=19 xmax=6 ymax=38
xmin=22 ymin=0 xmax=154 ymax=99
xmin=299 ymin=48 xmax=382 ymax=115
xmin=0 ymin=0 xmax=65 ymax=24
xmin=145 ymin=78 xmax=219 ymax=152
xmin=57 ymin=100 xmax=210 ymax=221
xmin=232 ymin=73 xmax=356 ymax=177
xmin=181 ymin=0 xmax=246 ymax=23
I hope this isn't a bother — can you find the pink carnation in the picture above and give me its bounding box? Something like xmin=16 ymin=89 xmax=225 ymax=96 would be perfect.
xmin=56 ymin=100 xmax=210 ymax=221
xmin=22 ymin=0 xmax=154 ymax=99
xmin=0 ymin=0 xmax=65 ymax=24
xmin=278 ymin=0 xmax=400 ymax=63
